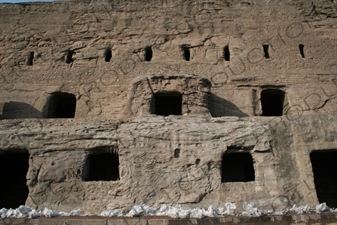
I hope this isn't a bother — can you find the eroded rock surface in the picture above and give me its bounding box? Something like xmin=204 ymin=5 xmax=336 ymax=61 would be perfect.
xmin=0 ymin=114 xmax=335 ymax=213
xmin=0 ymin=0 xmax=336 ymax=215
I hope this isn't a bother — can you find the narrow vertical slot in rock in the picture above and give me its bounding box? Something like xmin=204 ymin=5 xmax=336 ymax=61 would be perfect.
xmin=104 ymin=48 xmax=112 ymax=62
xmin=263 ymin=45 xmax=270 ymax=58
xmin=144 ymin=46 xmax=153 ymax=62
xmin=26 ymin=52 xmax=34 ymax=66
xmin=181 ymin=45 xmax=190 ymax=61
xmin=299 ymin=44 xmax=305 ymax=58
xmin=224 ymin=45 xmax=230 ymax=61
xmin=174 ymin=148 xmax=180 ymax=158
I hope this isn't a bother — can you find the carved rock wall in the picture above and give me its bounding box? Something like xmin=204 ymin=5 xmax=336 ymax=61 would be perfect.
xmin=0 ymin=0 xmax=336 ymax=215
xmin=0 ymin=0 xmax=336 ymax=120
xmin=0 ymin=114 xmax=336 ymax=213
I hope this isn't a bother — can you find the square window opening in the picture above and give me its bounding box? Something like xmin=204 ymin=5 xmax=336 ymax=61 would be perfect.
xmin=84 ymin=149 xmax=120 ymax=182
xmin=153 ymin=92 xmax=182 ymax=116
xmin=221 ymin=153 xmax=255 ymax=183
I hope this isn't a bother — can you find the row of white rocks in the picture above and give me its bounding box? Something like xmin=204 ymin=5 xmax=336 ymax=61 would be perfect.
xmin=0 ymin=203 xmax=335 ymax=219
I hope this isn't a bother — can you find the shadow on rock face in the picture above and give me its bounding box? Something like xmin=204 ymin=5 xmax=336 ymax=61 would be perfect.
xmin=209 ymin=93 xmax=248 ymax=117
xmin=0 ymin=101 xmax=42 ymax=119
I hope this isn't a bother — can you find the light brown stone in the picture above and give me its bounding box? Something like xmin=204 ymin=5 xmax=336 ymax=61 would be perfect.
xmin=0 ymin=0 xmax=336 ymax=216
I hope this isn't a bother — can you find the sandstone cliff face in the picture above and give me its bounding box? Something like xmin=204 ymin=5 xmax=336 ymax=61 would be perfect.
xmin=0 ymin=0 xmax=337 ymax=120
xmin=0 ymin=114 xmax=336 ymax=213
xmin=0 ymin=0 xmax=336 ymax=214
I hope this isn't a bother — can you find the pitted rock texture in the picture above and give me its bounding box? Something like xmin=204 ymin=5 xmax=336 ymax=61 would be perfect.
xmin=0 ymin=114 xmax=336 ymax=213
xmin=0 ymin=0 xmax=336 ymax=120
xmin=0 ymin=0 xmax=336 ymax=216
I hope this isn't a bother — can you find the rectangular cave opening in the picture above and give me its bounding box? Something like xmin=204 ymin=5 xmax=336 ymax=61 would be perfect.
xmin=84 ymin=148 xmax=120 ymax=181
xmin=153 ymin=92 xmax=182 ymax=116
xmin=260 ymin=89 xmax=285 ymax=116
xmin=310 ymin=150 xmax=337 ymax=208
xmin=263 ymin=45 xmax=270 ymax=59
xmin=221 ymin=152 xmax=255 ymax=183
xmin=45 ymin=92 xmax=76 ymax=118
xmin=0 ymin=150 xmax=29 ymax=209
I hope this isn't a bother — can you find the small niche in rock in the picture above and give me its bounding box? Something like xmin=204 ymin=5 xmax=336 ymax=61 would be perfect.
xmin=299 ymin=44 xmax=305 ymax=58
xmin=181 ymin=45 xmax=190 ymax=61
xmin=144 ymin=46 xmax=153 ymax=62
xmin=174 ymin=148 xmax=180 ymax=158
xmin=263 ymin=45 xmax=270 ymax=59
xmin=104 ymin=48 xmax=112 ymax=62
xmin=196 ymin=158 xmax=200 ymax=165
xmin=65 ymin=50 xmax=74 ymax=64
xmin=224 ymin=45 xmax=230 ymax=61
xmin=26 ymin=52 xmax=34 ymax=66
